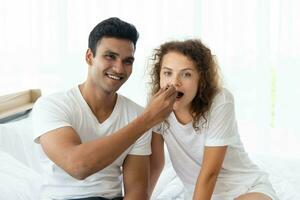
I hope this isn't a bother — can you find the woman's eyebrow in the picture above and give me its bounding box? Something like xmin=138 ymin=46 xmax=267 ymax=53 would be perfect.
xmin=161 ymin=66 xmax=195 ymax=71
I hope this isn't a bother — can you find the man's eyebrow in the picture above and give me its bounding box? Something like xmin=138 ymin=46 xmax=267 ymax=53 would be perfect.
xmin=104 ymin=50 xmax=134 ymax=61
xmin=104 ymin=50 xmax=119 ymax=56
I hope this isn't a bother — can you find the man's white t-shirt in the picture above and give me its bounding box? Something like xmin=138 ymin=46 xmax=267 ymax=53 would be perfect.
xmin=32 ymin=86 xmax=151 ymax=200
xmin=154 ymin=88 xmax=270 ymax=199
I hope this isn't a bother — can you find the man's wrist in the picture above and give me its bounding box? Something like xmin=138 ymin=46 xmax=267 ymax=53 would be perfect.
xmin=137 ymin=111 xmax=155 ymax=130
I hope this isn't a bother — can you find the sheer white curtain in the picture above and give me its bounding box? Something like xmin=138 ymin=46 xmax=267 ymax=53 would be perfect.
xmin=0 ymin=0 xmax=196 ymax=101
xmin=194 ymin=0 xmax=300 ymax=156
xmin=0 ymin=0 xmax=299 ymax=156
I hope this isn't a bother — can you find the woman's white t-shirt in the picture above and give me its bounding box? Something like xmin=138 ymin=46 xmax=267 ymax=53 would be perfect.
xmin=154 ymin=88 xmax=268 ymax=199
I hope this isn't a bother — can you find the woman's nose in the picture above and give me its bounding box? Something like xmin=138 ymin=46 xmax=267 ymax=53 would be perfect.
xmin=171 ymin=76 xmax=181 ymax=86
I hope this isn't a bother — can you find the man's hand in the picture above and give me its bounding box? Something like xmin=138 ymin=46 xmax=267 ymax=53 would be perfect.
xmin=142 ymin=85 xmax=176 ymax=126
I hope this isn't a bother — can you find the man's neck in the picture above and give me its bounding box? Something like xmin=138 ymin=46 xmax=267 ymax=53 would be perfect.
xmin=79 ymin=82 xmax=117 ymax=123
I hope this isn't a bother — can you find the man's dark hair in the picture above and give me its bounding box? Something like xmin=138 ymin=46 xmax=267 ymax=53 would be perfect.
xmin=88 ymin=17 xmax=139 ymax=56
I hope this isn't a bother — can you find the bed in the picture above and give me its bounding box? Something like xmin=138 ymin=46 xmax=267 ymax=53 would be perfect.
xmin=0 ymin=90 xmax=299 ymax=200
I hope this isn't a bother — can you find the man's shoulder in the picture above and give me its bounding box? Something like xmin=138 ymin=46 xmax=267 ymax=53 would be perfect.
xmin=35 ymin=87 xmax=78 ymax=109
xmin=118 ymin=94 xmax=144 ymax=111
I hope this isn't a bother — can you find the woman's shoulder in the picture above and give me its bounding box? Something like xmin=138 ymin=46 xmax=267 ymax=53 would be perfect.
xmin=212 ymin=87 xmax=235 ymax=107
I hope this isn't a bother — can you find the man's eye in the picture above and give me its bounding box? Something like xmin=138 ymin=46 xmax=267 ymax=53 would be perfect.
xmin=105 ymin=54 xmax=116 ymax=59
xmin=124 ymin=60 xmax=133 ymax=65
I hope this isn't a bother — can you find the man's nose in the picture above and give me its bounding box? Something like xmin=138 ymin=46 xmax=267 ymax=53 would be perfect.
xmin=112 ymin=60 xmax=125 ymax=74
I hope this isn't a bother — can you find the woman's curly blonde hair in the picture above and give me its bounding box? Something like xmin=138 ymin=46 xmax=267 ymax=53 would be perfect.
xmin=149 ymin=39 xmax=222 ymax=131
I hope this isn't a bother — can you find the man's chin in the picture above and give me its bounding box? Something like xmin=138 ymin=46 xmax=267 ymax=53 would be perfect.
xmin=103 ymin=82 xmax=124 ymax=92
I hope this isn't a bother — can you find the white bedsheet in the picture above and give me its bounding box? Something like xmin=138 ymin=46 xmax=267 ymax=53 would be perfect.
xmin=152 ymin=147 xmax=300 ymax=200
xmin=251 ymin=154 xmax=300 ymax=200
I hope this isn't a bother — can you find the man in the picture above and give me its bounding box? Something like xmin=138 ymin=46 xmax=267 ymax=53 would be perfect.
xmin=33 ymin=17 xmax=176 ymax=200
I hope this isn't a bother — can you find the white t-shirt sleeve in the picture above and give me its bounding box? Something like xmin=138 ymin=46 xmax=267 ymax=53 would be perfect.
xmin=128 ymin=130 xmax=152 ymax=155
xmin=152 ymin=122 xmax=163 ymax=134
xmin=32 ymin=97 xmax=72 ymax=143
xmin=126 ymin=122 xmax=163 ymax=156
xmin=205 ymin=101 xmax=238 ymax=147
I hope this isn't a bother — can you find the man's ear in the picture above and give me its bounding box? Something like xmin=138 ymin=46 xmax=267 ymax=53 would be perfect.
xmin=85 ymin=48 xmax=94 ymax=65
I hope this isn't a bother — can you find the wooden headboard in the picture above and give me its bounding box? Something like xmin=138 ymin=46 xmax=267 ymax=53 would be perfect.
xmin=0 ymin=89 xmax=41 ymax=122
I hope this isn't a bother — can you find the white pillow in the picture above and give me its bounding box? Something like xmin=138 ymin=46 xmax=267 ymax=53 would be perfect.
xmin=0 ymin=112 xmax=42 ymax=173
xmin=0 ymin=151 xmax=41 ymax=200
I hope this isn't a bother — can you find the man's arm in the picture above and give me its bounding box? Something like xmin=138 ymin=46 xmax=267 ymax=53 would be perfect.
xmin=123 ymin=155 xmax=150 ymax=200
xmin=39 ymin=86 xmax=176 ymax=180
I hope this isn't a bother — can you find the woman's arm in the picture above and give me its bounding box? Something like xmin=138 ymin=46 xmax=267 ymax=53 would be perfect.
xmin=149 ymin=132 xmax=165 ymax=196
xmin=193 ymin=146 xmax=227 ymax=200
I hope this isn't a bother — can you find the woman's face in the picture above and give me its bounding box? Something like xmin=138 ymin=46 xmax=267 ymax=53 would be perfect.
xmin=159 ymin=51 xmax=200 ymax=112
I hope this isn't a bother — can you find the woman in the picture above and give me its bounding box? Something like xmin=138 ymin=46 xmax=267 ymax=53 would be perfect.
xmin=149 ymin=39 xmax=278 ymax=200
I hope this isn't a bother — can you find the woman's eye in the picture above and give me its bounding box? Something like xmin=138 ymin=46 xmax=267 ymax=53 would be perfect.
xmin=163 ymin=71 xmax=171 ymax=76
xmin=182 ymin=72 xmax=191 ymax=78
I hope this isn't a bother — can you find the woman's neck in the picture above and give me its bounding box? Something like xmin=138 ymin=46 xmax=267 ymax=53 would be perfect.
xmin=173 ymin=109 xmax=193 ymax=125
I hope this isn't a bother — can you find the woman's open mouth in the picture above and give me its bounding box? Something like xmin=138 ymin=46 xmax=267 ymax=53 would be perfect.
xmin=176 ymin=91 xmax=184 ymax=99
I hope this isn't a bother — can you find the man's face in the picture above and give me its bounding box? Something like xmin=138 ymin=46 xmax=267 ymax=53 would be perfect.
xmin=86 ymin=37 xmax=135 ymax=95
